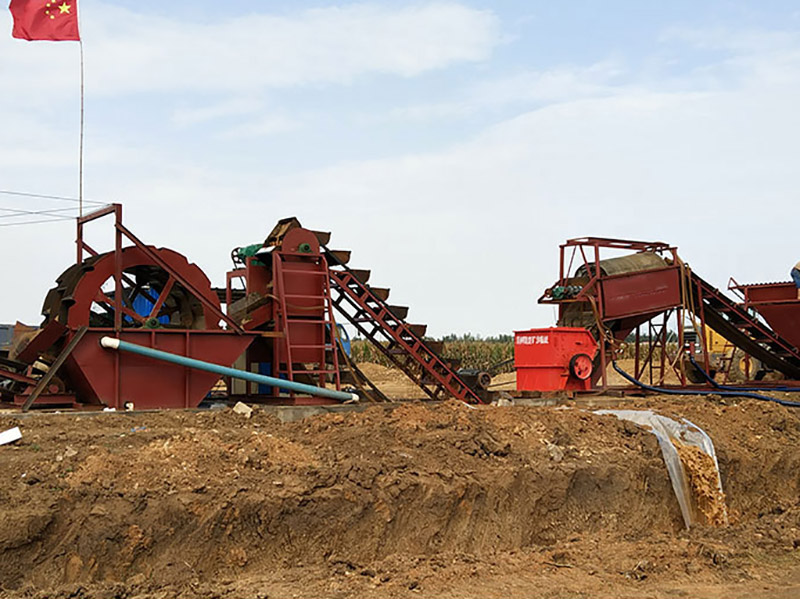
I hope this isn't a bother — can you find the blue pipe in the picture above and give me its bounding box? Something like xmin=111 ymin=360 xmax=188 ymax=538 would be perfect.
xmin=100 ymin=336 xmax=358 ymax=402
xmin=611 ymin=361 xmax=800 ymax=407
xmin=687 ymin=353 xmax=800 ymax=393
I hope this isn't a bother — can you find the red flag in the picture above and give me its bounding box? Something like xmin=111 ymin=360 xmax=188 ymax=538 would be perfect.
xmin=9 ymin=0 xmax=80 ymax=41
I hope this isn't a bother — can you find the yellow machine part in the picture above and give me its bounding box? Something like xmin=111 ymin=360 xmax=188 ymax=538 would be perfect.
xmin=703 ymin=327 xmax=760 ymax=377
xmin=705 ymin=328 xmax=729 ymax=354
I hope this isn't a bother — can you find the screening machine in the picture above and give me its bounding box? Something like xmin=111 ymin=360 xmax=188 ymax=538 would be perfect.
xmin=534 ymin=237 xmax=800 ymax=391
xmin=0 ymin=205 xmax=486 ymax=410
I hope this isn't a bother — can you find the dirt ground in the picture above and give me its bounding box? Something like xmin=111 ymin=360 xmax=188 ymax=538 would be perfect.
xmin=356 ymin=363 xmax=430 ymax=400
xmin=3 ymin=366 xmax=800 ymax=598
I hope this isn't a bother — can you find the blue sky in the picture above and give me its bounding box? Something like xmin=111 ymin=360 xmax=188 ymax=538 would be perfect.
xmin=2 ymin=1 xmax=800 ymax=336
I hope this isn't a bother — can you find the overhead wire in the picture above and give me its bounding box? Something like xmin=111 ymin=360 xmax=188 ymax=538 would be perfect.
xmin=0 ymin=190 xmax=105 ymax=205
xmin=0 ymin=216 xmax=76 ymax=227
xmin=0 ymin=206 xmax=83 ymax=219
xmin=0 ymin=192 xmax=111 ymax=227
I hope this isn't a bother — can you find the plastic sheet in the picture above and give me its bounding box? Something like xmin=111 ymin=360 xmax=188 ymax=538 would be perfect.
xmin=596 ymin=410 xmax=726 ymax=529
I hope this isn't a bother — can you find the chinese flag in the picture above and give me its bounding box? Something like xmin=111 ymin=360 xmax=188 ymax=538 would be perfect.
xmin=9 ymin=0 xmax=80 ymax=41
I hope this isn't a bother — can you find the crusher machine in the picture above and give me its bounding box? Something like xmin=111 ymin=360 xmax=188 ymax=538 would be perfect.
xmin=0 ymin=205 xmax=488 ymax=410
xmin=528 ymin=237 xmax=800 ymax=392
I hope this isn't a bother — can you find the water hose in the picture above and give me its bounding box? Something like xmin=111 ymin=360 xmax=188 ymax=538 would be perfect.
xmin=686 ymin=354 xmax=800 ymax=394
xmin=612 ymin=360 xmax=800 ymax=408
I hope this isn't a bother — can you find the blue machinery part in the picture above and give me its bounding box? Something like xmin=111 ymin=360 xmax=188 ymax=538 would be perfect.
xmin=612 ymin=360 xmax=800 ymax=408
xmin=336 ymin=324 xmax=351 ymax=357
xmin=100 ymin=336 xmax=358 ymax=403
xmin=686 ymin=353 xmax=800 ymax=394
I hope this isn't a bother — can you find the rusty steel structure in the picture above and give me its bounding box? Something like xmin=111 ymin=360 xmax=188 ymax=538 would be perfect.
xmin=539 ymin=237 xmax=800 ymax=391
xmin=729 ymin=281 xmax=800 ymax=353
xmin=226 ymin=217 xmax=483 ymax=405
xmin=0 ymin=207 xmax=486 ymax=410
xmin=539 ymin=237 xmax=686 ymax=389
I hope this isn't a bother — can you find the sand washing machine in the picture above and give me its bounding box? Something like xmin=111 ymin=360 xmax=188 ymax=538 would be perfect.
xmin=1 ymin=205 xmax=255 ymax=410
xmin=0 ymin=205 xmax=490 ymax=410
xmin=521 ymin=236 xmax=800 ymax=393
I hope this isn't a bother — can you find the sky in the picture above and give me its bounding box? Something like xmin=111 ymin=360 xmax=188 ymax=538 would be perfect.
xmin=1 ymin=1 xmax=800 ymax=337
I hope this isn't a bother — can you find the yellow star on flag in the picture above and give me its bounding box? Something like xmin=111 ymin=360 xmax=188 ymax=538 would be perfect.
xmin=59 ymin=2 xmax=71 ymax=14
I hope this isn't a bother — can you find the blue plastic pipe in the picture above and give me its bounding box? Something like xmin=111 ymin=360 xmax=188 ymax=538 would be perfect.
xmin=612 ymin=360 xmax=800 ymax=407
xmin=687 ymin=353 xmax=800 ymax=394
xmin=100 ymin=336 xmax=358 ymax=402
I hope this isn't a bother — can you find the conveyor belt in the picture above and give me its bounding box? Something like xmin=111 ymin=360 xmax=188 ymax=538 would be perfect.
xmin=689 ymin=272 xmax=800 ymax=379
xmin=323 ymin=248 xmax=484 ymax=404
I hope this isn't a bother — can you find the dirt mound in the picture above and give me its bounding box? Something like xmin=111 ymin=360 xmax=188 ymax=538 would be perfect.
xmin=355 ymin=362 xmax=429 ymax=399
xmin=2 ymin=397 xmax=800 ymax=598
xmin=489 ymin=371 xmax=516 ymax=391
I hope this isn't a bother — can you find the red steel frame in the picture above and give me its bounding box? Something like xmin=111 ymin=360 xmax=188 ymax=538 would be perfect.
xmin=224 ymin=226 xmax=345 ymax=404
xmin=692 ymin=274 xmax=800 ymax=380
xmin=539 ymin=237 xmax=800 ymax=391
xmin=729 ymin=279 xmax=800 ymax=350
xmin=43 ymin=203 xmax=255 ymax=409
xmin=328 ymin=267 xmax=484 ymax=403
xmin=539 ymin=237 xmax=692 ymax=390
xmin=76 ymin=204 xmax=242 ymax=334
xmin=10 ymin=210 xmax=482 ymax=408
xmin=271 ymin=240 xmax=342 ymax=399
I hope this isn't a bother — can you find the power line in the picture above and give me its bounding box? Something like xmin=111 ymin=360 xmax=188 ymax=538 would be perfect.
xmin=0 ymin=206 xmax=82 ymax=219
xmin=0 ymin=216 xmax=76 ymax=227
xmin=0 ymin=190 xmax=105 ymax=205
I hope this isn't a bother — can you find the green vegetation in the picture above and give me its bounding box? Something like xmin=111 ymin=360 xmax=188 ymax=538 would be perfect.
xmin=351 ymin=335 xmax=514 ymax=372
xmin=350 ymin=333 xmax=677 ymax=369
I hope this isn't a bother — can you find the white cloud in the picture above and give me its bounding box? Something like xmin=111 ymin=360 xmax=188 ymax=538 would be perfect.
xmin=4 ymin=20 xmax=800 ymax=338
xmin=661 ymin=26 xmax=799 ymax=53
xmin=0 ymin=2 xmax=499 ymax=97
xmin=220 ymin=34 xmax=800 ymax=336
xmin=220 ymin=114 xmax=300 ymax=139
xmin=384 ymin=60 xmax=626 ymax=122
xmin=171 ymin=97 xmax=265 ymax=126
xmin=170 ymin=97 xmax=300 ymax=137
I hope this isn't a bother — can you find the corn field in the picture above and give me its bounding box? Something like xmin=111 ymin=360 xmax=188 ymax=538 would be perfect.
xmin=351 ymin=339 xmax=514 ymax=372
xmin=616 ymin=342 xmax=680 ymax=359
xmin=351 ymin=338 xmax=680 ymax=372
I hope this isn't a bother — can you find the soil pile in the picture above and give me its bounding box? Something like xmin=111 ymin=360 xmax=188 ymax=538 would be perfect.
xmin=355 ymin=363 xmax=429 ymax=399
xmin=673 ymin=440 xmax=728 ymax=527
xmin=1 ymin=397 xmax=800 ymax=598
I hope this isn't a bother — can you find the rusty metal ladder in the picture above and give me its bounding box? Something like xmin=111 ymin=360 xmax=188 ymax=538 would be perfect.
xmin=324 ymin=250 xmax=483 ymax=404
xmin=272 ymin=251 xmax=342 ymax=394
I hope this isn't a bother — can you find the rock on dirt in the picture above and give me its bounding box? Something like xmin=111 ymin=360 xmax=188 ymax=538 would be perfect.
xmin=232 ymin=401 xmax=254 ymax=418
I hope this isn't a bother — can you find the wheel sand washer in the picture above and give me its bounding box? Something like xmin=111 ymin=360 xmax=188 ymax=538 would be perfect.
xmin=0 ymin=205 xmax=488 ymax=410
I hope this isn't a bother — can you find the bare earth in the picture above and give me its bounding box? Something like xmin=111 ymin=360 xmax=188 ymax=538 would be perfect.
xmin=2 ymin=365 xmax=800 ymax=598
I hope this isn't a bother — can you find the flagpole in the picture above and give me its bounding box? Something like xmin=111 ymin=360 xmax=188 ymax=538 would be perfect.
xmin=78 ymin=39 xmax=84 ymax=218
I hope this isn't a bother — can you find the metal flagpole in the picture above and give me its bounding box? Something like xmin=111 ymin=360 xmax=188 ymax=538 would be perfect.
xmin=78 ymin=39 xmax=85 ymax=218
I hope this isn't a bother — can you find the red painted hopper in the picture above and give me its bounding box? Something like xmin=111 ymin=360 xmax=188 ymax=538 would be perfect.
xmin=515 ymin=327 xmax=598 ymax=392
xmin=64 ymin=330 xmax=255 ymax=410
xmin=734 ymin=282 xmax=800 ymax=350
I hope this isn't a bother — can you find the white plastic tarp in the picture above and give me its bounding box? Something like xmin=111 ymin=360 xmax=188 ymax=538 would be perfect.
xmin=595 ymin=410 xmax=725 ymax=529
